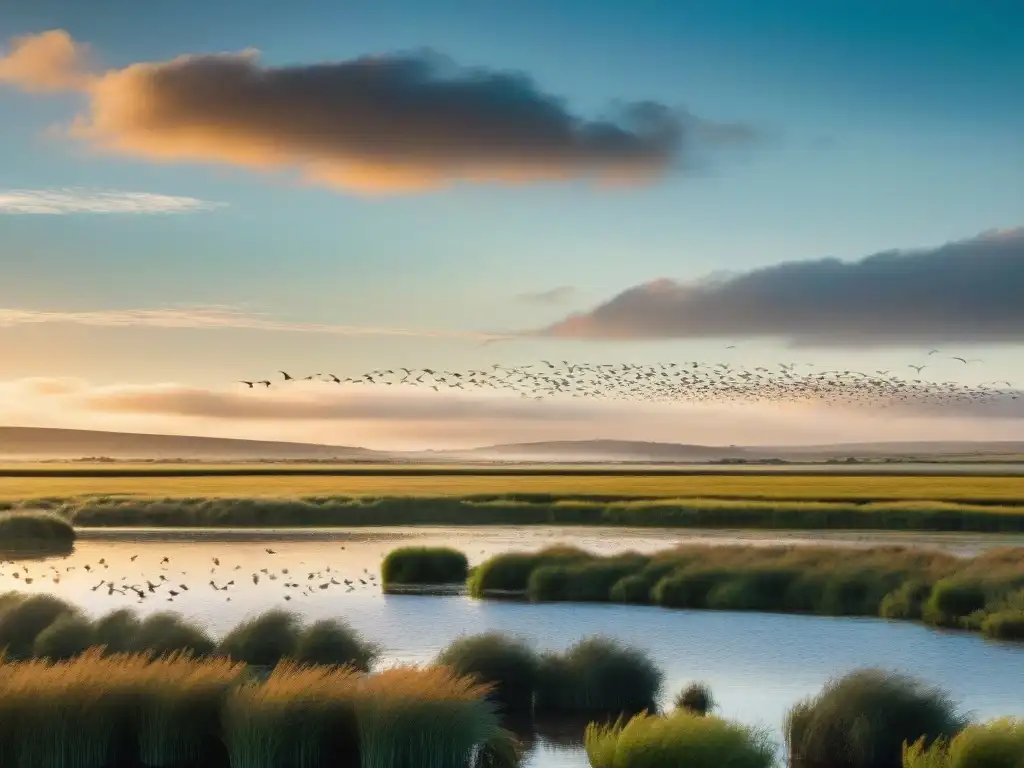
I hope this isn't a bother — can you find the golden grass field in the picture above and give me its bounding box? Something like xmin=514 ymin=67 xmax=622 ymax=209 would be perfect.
xmin=1 ymin=470 xmax=1022 ymax=503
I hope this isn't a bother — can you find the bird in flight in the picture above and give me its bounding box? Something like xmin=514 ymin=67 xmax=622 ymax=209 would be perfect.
xmin=909 ymin=365 xmax=927 ymax=373
xmin=239 ymin=381 xmax=254 ymax=388
xmin=278 ymin=371 xmax=294 ymax=380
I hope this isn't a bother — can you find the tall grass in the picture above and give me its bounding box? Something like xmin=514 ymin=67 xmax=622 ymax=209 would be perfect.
xmin=436 ymin=633 xmax=540 ymax=714
xmin=786 ymin=669 xmax=965 ymax=768
xmin=534 ymin=637 xmax=663 ymax=717
xmin=585 ymin=711 xmax=775 ymax=768
xmin=381 ymin=546 xmax=469 ymax=588
xmin=0 ymin=509 xmax=75 ymax=555
xmin=903 ymin=718 xmax=1024 ymax=768
xmin=467 ymin=544 xmax=1024 ymax=642
xmin=41 ymin=490 xmax=1024 ymax=532
xmin=0 ymin=649 xmax=519 ymax=768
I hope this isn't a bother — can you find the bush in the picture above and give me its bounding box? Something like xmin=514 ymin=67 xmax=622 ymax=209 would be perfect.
xmin=786 ymin=668 xmax=965 ymax=768
xmin=980 ymin=610 xmax=1024 ymax=641
xmin=32 ymin=613 xmax=96 ymax=661
xmin=468 ymin=546 xmax=593 ymax=596
xmin=217 ymin=609 xmax=301 ymax=666
xmin=94 ymin=608 xmax=142 ymax=654
xmin=904 ymin=718 xmax=1024 ymax=768
xmin=0 ymin=593 xmax=79 ymax=658
xmin=528 ymin=557 xmax=648 ymax=603
xmin=674 ymin=682 xmax=715 ymax=716
xmin=924 ymin=580 xmax=988 ymax=627
xmin=436 ymin=633 xmax=539 ymax=714
xmin=131 ymin=612 xmax=216 ymax=658
xmin=882 ymin=581 xmax=934 ymax=620
xmin=652 ymin=569 xmax=732 ymax=609
xmin=585 ymin=711 xmax=775 ymax=768
xmin=292 ymin=618 xmax=379 ymax=671
xmin=0 ymin=510 xmax=75 ymax=554
xmin=535 ymin=637 xmax=662 ymax=717
xmin=381 ymin=546 xmax=469 ymax=588
xmin=706 ymin=568 xmax=800 ymax=612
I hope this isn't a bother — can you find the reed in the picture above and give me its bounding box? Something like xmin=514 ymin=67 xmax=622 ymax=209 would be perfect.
xmin=32 ymin=613 xmax=97 ymax=661
xmin=292 ymin=618 xmax=380 ymax=671
xmin=436 ymin=632 xmax=539 ymax=714
xmin=130 ymin=611 xmax=216 ymax=659
xmin=786 ymin=668 xmax=965 ymax=768
xmin=381 ymin=546 xmax=469 ymax=588
xmin=468 ymin=546 xmax=594 ymax=597
xmin=585 ymin=711 xmax=775 ymax=768
xmin=0 ymin=592 xmax=79 ymax=658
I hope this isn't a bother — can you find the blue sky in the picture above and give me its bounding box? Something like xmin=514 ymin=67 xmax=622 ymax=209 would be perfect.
xmin=1 ymin=0 xmax=1022 ymax=447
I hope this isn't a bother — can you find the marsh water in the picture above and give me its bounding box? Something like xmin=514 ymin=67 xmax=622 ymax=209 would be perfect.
xmin=8 ymin=525 xmax=1024 ymax=768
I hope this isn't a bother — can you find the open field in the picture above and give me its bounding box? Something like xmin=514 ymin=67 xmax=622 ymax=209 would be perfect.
xmin=1 ymin=471 xmax=1024 ymax=504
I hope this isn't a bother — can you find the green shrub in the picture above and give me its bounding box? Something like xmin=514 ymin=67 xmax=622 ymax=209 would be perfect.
xmin=706 ymin=568 xmax=800 ymax=612
xmin=980 ymin=610 xmax=1024 ymax=641
xmin=292 ymin=618 xmax=379 ymax=671
xmin=217 ymin=609 xmax=301 ymax=666
xmin=529 ymin=557 xmax=649 ymax=603
xmin=586 ymin=711 xmax=775 ymax=768
xmin=652 ymin=569 xmax=732 ymax=609
xmin=882 ymin=581 xmax=935 ymax=620
xmin=674 ymin=682 xmax=715 ymax=716
xmin=924 ymin=580 xmax=988 ymax=627
xmin=468 ymin=546 xmax=593 ymax=597
xmin=786 ymin=668 xmax=965 ymax=768
xmin=381 ymin=546 xmax=469 ymax=587
xmin=436 ymin=632 xmax=539 ymax=714
xmin=32 ymin=613 xmax=97 ymax=661
xmin=535 ymin=637 xmax=662 ymax=716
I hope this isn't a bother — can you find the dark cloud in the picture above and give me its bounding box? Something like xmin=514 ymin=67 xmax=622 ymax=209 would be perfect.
xmin=516 ymin=285 xmax=577 ymax=305
xmin=535 ymin=228 xmax=1024 ymax=347
xmin=2 ymin=31 xmax=762 ymax=192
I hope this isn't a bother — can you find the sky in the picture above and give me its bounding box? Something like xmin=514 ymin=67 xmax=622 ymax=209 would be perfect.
xmin=1 ymin=0 xmax=1022 ymax=450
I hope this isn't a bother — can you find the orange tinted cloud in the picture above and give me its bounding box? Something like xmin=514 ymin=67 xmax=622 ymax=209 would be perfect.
xmin=1 ymin=30 xmax=761 ymax=193
xmin=0 ymin=29 xmax=95 ymax=92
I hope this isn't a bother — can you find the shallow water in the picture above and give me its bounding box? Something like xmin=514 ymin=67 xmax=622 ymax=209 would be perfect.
xmin=5 ymin=526 xmax=1024 ymax=768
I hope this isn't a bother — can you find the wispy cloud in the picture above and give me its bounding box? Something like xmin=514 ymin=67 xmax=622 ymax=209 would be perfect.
xmin=0 ymin=305 xmax=508 ymax=340
xmin=516 ymin=286 xmax=577 ymax=306
xmin=0 ymin=187 xmax=223 ymax=215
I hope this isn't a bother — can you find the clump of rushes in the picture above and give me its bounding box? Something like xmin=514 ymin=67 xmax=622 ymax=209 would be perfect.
xmin=535 ymin=637 xmax=662 ymax=717
xmin=0 ymin=593 xmax=79 ymax=659
xmin=674 ymin=682 xmax=715 ymax=716
xmin=217 ymin=609 xmax=302 ymax=667
xmin=436 ymin=632 xmax=539 ymax=714
xmin=786 ymin=668 xmax=966 ymax=768
xmin=585 ymin=711 xmax=775 ymax=768
xmin=903 ymin=717 xmax=1024 ymax=768
xmin=291 ymin=618 xmax=379 ymax=671
xmin=468 ymin=546 xmax=594 ymax=597
xmin=94 ymin=608 xmax=142 ymax=655
xmin=130 ymin=611 xmax=216 ymax=659
xmin=381 ymin=546 xmax=469 ymax=589
xmin=31 ymin=613 xmax=97 ymax=661
xmin=528 ymin=555 xmax=649 ymax=602
xmin=0 ymin=510 xmax=75 ymax=555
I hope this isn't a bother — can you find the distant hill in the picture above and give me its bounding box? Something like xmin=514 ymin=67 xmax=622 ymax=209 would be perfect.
xmin=426 ymin=440 xmax=752 ymax=462
xmin=0 ymin=427 xmax=387 ymax=461
xmin=0 ymin=428 xmax=1020 ymax=463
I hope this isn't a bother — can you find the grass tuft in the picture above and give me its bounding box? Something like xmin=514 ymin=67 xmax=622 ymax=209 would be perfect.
xmin=381 ymin=546 xmax=469 ymax=588
xmin=674 ymin=682 xmax=715 ymax=716
xmin=436 ymin=632 xmax=539 ymax=715
xmin=0 ymin=510 xmax=75 ymax=555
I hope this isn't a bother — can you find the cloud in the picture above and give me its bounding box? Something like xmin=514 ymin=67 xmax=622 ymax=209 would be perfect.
xmin=0 ymin=305 xmax=508 ymax=340
xmin=0 ymin=187 xmax=223 ymax=214
xmin=516 ymin=286 xmax=577 ymax=305
xmin=1 ymin=30 xmax=762 ymax=193
xmin=534 ymin=227 xmax=1024 ymax=347
xmin=0 ymin=29 xmax=96 ymax=92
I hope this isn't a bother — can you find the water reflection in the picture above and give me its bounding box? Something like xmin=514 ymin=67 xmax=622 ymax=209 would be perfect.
xmin=1 ymin=527 xmax=1023 ymax=768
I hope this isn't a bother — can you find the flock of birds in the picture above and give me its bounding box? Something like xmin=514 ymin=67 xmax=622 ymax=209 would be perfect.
xmin=238 ymin=352 xmax=1018 ymax=412
xmin=0 ymin=550 xmax=381 ymax=605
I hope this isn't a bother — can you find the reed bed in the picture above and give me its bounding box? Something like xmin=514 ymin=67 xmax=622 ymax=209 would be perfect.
xmin=903 ymin=718 xmax=1024 ymax=768
xmin=462 ymin=544 xmax=1024 ymax=641
xmin=2 ymin=471 xmax=1022 ymax=503
xmin=0 ymin=650 xmax=519 ymax=768
xmin=381 ymin=546 xmax=469 ymax=589
xmin=0 ymin=509 xmax=75 ymax=555
xmin=9 ymin=493 xmax=1020 ymax=532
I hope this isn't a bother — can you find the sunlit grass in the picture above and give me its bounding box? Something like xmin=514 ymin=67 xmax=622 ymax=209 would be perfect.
xmin=1 ymin=471 xmax=1022 ymax=502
